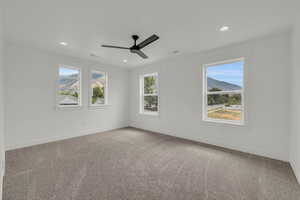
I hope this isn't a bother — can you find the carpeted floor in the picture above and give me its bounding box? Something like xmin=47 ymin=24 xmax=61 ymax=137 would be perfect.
xmin=3 ymin=127 xmax=300 ymax=200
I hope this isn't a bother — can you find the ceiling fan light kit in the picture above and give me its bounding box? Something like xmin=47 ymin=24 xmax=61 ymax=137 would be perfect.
xmin=102 ymin=34 xmax=159 ymax=59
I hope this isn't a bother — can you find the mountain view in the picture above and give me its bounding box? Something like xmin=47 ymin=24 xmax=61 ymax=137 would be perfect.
xmin=205 ymin=60 xmax=244 ymax=122
xmin=91 ymin=72 xmax=106 ymax=105
xmin=59 ymin=74 xmax=79 ymax=92
xmin=58 ymin=69 xmax=80 ymax=106
xmin=207 ymin=77 xmax=241 ymax=91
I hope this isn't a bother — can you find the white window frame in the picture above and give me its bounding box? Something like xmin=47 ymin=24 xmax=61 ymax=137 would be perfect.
xmin=89 ymin=70 xmax=108 ymax=107
xmin=56 ymin=65 xmax=82 ymax=108
xmin=140 ymin=72 xmax=159 ymax=116
xmin=202 ymin=58 xmax=245 ymax=125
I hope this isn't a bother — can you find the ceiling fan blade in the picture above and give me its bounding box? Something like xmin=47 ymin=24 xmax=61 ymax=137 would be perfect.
xmin=137 ymin=34 xmax=159 ymax=49
xmin=133 ymin=50 xmax=148 ymax=59
xmin=101 ymin=45 xmax=129 ymax=50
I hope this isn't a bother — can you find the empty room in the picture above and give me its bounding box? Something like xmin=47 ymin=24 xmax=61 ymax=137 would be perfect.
xmin=1 ymin=0 xmax=300 ymax=199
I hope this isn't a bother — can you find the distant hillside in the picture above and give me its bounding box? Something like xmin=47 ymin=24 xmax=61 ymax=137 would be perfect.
xmin=59 ymin=74 xmax=79 ymax=91
xmin=91 ymin=79 xmax=104 ymax=89
xmin=59 ymin=74 xmax=104 ymax=92
xmin=207 ymin=77 xmax=241 ymax=91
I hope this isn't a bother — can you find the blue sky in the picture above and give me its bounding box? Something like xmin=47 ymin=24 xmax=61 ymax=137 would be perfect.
xmin=207 ymin=61 xmax=243 ymax=87
xmin=59 ymin=67 xmax=79 ymax=76
xmin=92 ymin=73 xmax=104 ymax=80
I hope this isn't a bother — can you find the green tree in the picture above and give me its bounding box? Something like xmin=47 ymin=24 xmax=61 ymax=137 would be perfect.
xmin=144 ymin=76 xmax=156 ymax=94
xmin=73 ymin=92 xmax=78 ymax=98
xmin=227 ymin=94 xmax=241 ymax=106
xmin=93 ymin=86 xmax=104 ymax=98
xmin=144 ymin=96 xmax=158 ymax=111
xmin=208 ymin=88 xmax=227 ymax=105
xmin=92 ymin=86 xmax=104 ymax=103
xmin=209 ymin=88 xmax=222 ymax=92
xmin=207 ymin=88 xmax=241 ymax=106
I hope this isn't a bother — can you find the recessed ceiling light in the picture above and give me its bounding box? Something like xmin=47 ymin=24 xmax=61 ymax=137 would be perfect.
xmin=219 ymin=26 xmax=229 ymax=32
xmin=59 ymin=42 xmax=68 ymax=46
xmin=90 ymin=53 xmax=97 ymax=57
xmin=123 ymin=59 xmax=128 ymax=63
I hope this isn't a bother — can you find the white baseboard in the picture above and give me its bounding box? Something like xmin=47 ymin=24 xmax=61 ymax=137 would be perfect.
xmin=5 ymin=126 xmax=128 ymax=151
xmin=290 ymin=160 xmax=300 ymax=184
xmin=129 ymin=124 xmax=288 ymax=162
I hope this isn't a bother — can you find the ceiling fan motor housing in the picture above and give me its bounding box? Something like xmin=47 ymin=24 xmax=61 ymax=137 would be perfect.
xmin=102 ymin=34 xmax=159 ymax=59
xmin=132 ymin=35 xmax=139 ymax=41
xmin=131 ymin=35 xmax=140 ymax=52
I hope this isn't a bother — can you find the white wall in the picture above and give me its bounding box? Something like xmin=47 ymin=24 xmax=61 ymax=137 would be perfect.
xmin=129 ymin=32 xmax=291 ymax=161
xmin=0 ymin=0 xmax=4 ymax=198
xmin=4 ymin=42 xmax=129 ymax=150
xmin=290 ymin=22 xmax=300 ymax=183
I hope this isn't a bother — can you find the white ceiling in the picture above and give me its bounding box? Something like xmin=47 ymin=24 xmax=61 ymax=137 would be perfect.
xmin=3 ymin=0 xmax=299 ymax=68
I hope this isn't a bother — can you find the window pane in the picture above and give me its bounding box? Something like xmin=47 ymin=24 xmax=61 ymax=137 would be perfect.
xmin=58 ymin=67 xmax=80 ymax=106
xmin=91 ymin=71 xmax=106 ymax=105
xmin=144 ymin=96 xmax=158 ymax=112
xmin=207 ymin=93 xmax=242 ymax=121
xmin=207 ymin=61 xmax=243 ymax=92
xmin=144 ymin=75 xmax=158 ymax=94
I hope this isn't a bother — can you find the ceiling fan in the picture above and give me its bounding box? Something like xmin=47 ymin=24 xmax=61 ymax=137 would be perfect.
xmin=101 ymin=34 xmax=159 ymax=59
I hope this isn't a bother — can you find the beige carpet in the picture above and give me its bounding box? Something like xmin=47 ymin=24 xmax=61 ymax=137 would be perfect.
xmin=3 ymin=127 xmax=300 ymax=200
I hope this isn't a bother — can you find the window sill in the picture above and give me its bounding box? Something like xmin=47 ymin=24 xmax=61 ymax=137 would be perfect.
xmin=88 ymin=104 xmax=111 ymax=110
xmin=203 ymin=117 xmax=244 ymax=126
xmin=140 ymin=112 xmax=159 ymax=117
xmin=56 ymin=105 xmax=82 ymax=110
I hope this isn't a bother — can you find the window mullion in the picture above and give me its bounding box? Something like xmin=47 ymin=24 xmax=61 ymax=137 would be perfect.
xmin=143 ymin=93 xmax=158 ymax=97
xmin=207 ymin=90 xmax=242 ymax=95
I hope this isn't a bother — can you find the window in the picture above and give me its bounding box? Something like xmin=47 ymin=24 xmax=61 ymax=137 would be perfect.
xmin=90 ymin=70 xmax=108 ymax=106
xmin=203 ymin=58 xmax=244 ymax=125
xmin=57 ymin=65 xmax=81 ymax=107
xmin=140 ymin=73 xmax=159 ymax=115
